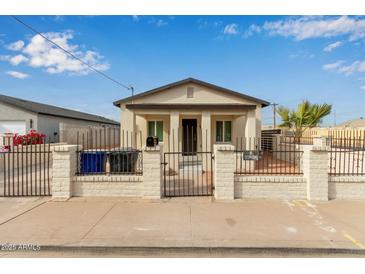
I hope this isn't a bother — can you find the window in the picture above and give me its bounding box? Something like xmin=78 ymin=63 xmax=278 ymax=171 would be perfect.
xmin=148 ymin=121 xmax=163 ymax=141
xmin=216 ymin=121 xmax=231 ymax=142
xmin=187 ymin=87 xmax=194 ymax=98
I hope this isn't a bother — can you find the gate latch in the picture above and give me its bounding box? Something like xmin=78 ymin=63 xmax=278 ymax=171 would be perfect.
xmin=161 ymin=162 xmax=168 ymax=166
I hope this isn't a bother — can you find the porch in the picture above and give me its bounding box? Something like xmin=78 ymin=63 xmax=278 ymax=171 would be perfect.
xmin=122 ymin=104 xmax=261 ymax=153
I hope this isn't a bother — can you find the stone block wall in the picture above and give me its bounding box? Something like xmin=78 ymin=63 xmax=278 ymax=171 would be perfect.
xmin=234 ymin=176 xmax=306 ymax=199
xmin=303 ymin=145 xmax=329 ymax=201
xmin=52 ymin=145 xmax=79 ymax=199
xmin=72 ymin=175 xmax=143 ymax=197
xmin=51 ymin=139 xmax=365 ymax=200
xmin=329 ymin=176 xmax=365 ymax=199
xmin=142 ymin=145 xmax=163 ymax=199
xmin=214 ymin=144 xmax=235 ymax=200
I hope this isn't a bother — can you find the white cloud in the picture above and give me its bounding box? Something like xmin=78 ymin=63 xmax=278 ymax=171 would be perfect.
xmin=156 ymin=19 xmax=168 ymax=27
xmin=0 ymin=55 xmax=10 ymax=61
xmin=6 ymin=40 xmax=25 ymax=51
xmin=148 ymin=17 xmax=168 ymax=27
xmin=9 ymin=54 xmax=28 ymax=66
xmin=4 ymin=31 xmax=109 ymax=75
xmin=132 ymin=15 xmax=140 ymax=22
xmin=53 ymin=16 xmax=64 ymax=22
xmin=243 ymin=24 xmax=261 ymax=38
xmin=288 ymin=50 xmax=315 ymax=60
xmin=223 ymin=23 xmax=239 ymax=35
xmin=197 ymin=19 xmax=222 ymax=29
xmin=6 ymin=70 xmax=29 ymax=79
xmin=323 ymin=60 xmax=365 ymax=75
xmin=323 ymin=60 xmax=345 ymax=71
xmin=361 ymin=86 xmax=365 ymax=91
xmin=323 ymin=41 xmax=343 ymax=52
xmin=263 ymin=16 xmax=365 ymax=41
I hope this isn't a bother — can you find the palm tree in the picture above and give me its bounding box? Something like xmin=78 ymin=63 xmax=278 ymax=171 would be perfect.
xmin=277 ymin=101 xmax=332 ymax=137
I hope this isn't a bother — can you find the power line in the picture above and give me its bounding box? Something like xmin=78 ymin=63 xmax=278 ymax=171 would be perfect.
xmin=11 ymin=15 xmax=133 ymax=92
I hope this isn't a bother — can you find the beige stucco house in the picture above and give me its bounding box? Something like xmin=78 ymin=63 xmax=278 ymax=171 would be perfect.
xmin=113 ymin=78 xmax=269 ymax=153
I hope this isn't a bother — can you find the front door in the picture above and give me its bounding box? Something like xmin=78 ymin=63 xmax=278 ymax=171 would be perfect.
xmin=182 ymin=119 xmax=197 ymax=155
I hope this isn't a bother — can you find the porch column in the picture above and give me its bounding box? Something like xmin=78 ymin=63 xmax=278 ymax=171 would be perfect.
xmin=245 ymin=109 xmax=256 ymax=139
xmin=255 ymin=105 xmax=262 ymax=139
xmin=169 ymin=111 xmax=179 ymax=152
xmin=201 ymin=111 xmax=211 ymax=172
xmin=245 ymin=109 xmax=256 ymax=151
xmin=169 ymin=111 xmax=179 ymax=172
xmin=201 ymin=111 xmax=211 ymax=151
xmin=120 ymin=105 xmax=135 ymax=147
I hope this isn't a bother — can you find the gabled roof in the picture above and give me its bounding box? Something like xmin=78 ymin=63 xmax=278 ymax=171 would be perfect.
xmin=0 ymin=94 xmax=119 ymax=125
xmin=336 ymin=118 xmax=365 ymax=128
xmin=113 ymin=78 xmax=270 ymax=107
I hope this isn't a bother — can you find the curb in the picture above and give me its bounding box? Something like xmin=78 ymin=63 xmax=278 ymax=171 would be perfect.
xmin=5 ymin=246 xmax=365 ymax=257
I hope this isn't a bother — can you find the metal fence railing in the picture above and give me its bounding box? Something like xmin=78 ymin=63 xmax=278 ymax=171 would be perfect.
xmin=280 ymin=135 xmax=314 ymax=145
xmin=328 ymin=136 xmax=365 ymax=176
xmin=1 ymin=135 xmax=52 ymax=197
xmin=76 ymin=128 xmax=143 ymax=176
xmin=234 ymin=137 xmax=303 ymax=175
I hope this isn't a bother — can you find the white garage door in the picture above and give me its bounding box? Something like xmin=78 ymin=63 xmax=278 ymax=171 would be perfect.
xmin=0 ymin=121 xmax=26 ymax=135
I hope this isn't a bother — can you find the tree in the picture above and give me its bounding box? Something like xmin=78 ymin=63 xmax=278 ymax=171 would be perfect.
xmin=277 ymin=101 xmax=332 ymax=137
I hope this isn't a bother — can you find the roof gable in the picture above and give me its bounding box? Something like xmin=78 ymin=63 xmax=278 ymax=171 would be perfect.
xmin=113 ymin=78 xmax=270 ymax=107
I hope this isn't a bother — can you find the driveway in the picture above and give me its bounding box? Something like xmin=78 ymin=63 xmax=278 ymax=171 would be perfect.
xmin=0 ymin=197 xmax=364 ymax=257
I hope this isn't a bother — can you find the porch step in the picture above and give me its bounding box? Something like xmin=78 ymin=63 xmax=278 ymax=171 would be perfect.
xmin=179 ymin=157 xmax=203 ymax=172
xmin=179 ymin=157 xmax=202 ymax=167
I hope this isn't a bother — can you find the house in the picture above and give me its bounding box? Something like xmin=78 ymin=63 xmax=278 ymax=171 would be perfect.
xmin=113 ymin=78 xmax=269 ymax=153
xmin=0 ymin=93 xmax=119 ymax=142
xmin=335 ymin=118 xmax=365 ymax=129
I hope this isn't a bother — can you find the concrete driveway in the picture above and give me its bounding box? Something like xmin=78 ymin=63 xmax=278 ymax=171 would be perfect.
xmin=0 ymin=197 xmax=364 ymax=257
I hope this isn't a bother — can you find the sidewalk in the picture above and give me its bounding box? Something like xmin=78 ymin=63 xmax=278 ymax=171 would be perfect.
xmin=0 ymin=197 xmax=365 ymax=256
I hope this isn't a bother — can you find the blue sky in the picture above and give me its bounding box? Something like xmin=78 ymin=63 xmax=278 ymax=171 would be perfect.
xmin=1 ymin=15 xmax=365 ymax=125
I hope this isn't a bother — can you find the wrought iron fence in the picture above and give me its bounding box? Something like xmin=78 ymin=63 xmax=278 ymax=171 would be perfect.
xmin=1 ymin=135 xmax=52 ymax=197
xmin=328 ymin=135 xmax=365 ymax=176
xmin=234 ymin=137 xmax=303 ymax=175
xmin=280 ymin=135 xmax=314 ymax=145
xmin=75 ymin=128 xmax=143 ymax=176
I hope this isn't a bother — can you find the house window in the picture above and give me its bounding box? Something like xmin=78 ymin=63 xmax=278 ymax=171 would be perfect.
xmin=216 ymin=121 xmax=232 ymax=142
xmin=148 ymin=121 xmax=163 ymax=141
xmin=187 ymin=87 xmax=194 ymax=98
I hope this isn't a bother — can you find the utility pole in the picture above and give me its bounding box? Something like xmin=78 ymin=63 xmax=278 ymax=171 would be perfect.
xmin=129 ymin=85 xmax=134 ymax=104
xmin=271 ymin=103 xmax=278 ymax=129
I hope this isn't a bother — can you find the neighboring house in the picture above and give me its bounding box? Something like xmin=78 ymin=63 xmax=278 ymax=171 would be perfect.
xmin=0 ymin=94 xmax=119 ymax=142
xmin=335 ymin=118 xmax=365 ymax=129
xmin=113 ymin=78 xmax=269 ymax=153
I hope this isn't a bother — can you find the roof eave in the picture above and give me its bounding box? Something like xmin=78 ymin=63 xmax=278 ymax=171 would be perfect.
xmin=113 ymin=78 xmax=270 ymax=108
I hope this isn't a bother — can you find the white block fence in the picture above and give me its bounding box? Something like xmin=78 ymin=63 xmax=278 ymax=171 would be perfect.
xmin=51 ymin=138 xmax=365 ymax=200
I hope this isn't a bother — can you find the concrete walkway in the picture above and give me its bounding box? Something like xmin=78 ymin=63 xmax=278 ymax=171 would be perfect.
xmin=0 ymin=197 xmax=365 ymax=256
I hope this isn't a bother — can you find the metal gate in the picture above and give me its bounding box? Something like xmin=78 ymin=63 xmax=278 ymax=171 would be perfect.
xmin=162 ymin=127 xmax=214 ymax=197
xmin=1 ymin=136 xmax=52 ymax=197
xmin=163 ymin=151 xmax=213 ymax=197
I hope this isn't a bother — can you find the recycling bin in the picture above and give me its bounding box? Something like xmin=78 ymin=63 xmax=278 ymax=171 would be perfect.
xmin=80 ymin=151 xmax=107 ymax=173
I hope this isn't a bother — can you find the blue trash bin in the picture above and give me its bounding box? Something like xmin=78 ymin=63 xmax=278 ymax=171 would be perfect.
xmin=80 ymin=151 xmax=106 ymax=173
